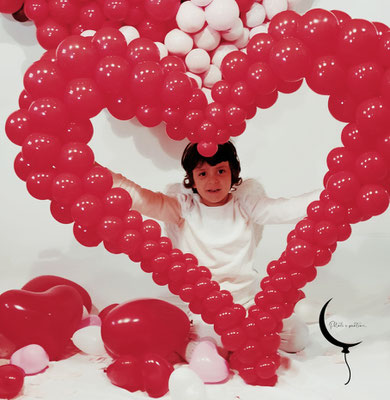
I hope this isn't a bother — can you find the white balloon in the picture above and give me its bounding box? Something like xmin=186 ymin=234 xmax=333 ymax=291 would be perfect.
xmin=234 ymin=27 xmax=250 ymax=49
xmin=71 ymin=326 xmax=106 ymax=356
xmin=80 ymin=30 xmax=96 ymax=38
xmin=249 ymin=23 xmax=269 ymax=39
xmin=164 ymin=29 xmax=194 ymax=56
xmin=185 ymin=48 xmax=210 ymax=73
xmin=202 ymin=64 xmax=221 ymax=88
xmin=193 ymin=26 xmax=221 ymax=51
xmin=287 ymin=0 xmax=314 ymax=13
xmin=154 ymin=42 xmax=168 ymax=59
xmin=205 ymin=0 xmax=239 ymax=31
xmin=245 ymin=3 xmax=266 ymax=28
xmin=211 ymin=44 xmax=238 ymax=68
xmin=186 ymin=72 xmax=202 ymax=88
xmin=169 ymin=366 xmax=208 ymax=400
xmin=176 ymin=2 xmax=206 ymax=34
xmin=191 ymin=0 xmax=212 ymax=6
xmin=119 ymin=26 xmax=140 ymax=44
xmin=263 ymin=0 xmax=288 ymax=20
xmin=221 ymin=18 xmax=243 ymax=41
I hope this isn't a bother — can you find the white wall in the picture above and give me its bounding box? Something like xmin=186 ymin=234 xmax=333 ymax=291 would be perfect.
xmin=0 ymin=0 xmax=389 ymax=317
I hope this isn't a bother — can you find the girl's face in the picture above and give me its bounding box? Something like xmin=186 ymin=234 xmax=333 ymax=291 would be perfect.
xmin=192 ymin=161 xmax=232 ymax=206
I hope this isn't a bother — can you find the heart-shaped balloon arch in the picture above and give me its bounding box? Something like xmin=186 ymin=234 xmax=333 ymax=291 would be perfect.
xmin=4 ymin=4 xmax=390 ymax=387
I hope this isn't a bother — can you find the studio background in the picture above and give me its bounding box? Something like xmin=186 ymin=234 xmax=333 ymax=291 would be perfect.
xmin=1 ymin=0 xmax=389 ymax=325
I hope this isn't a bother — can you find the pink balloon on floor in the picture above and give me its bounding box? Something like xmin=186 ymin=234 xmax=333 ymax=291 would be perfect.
xmin=10 ymin=344 xmax=49 ymax=375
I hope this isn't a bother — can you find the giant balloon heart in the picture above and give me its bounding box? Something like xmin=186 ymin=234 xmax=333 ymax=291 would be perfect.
xmin=0 ymin=286 xmax=83 ymax=360
xmin=4 ymin=6 xmax=390 ymax=386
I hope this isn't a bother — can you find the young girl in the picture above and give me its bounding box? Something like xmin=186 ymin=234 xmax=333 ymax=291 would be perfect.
xmin=111 ymin=141 xmax=320 ymax=357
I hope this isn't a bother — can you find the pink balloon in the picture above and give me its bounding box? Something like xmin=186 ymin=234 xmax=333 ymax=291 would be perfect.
xmin=189 ymin=340 xmax=229 ymax=383
xmin=11 ymin=344 xmax=49 ymax=376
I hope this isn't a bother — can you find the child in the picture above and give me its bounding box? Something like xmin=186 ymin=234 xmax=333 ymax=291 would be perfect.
xmin=111 ymin=141 xmax=320 ymax=356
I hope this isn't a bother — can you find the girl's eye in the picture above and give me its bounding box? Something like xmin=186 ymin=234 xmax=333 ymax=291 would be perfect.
xmin=199 ymin=172 xmax=206 ymax=177
xmin=218 ymin=169 xmax=225 ymax=174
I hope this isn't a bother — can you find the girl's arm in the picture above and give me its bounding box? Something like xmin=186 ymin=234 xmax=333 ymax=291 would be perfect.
xmin=112 ymin=172 xmax=183 ymax=225
xmin=238 ymin=179 xmax=321 ymax=225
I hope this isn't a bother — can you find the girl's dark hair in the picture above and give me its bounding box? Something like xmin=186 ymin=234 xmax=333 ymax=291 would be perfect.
xmin=181 ymin=142 xmax=242 ymax=193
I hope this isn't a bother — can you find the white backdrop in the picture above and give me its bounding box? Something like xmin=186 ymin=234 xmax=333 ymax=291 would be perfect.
xmin=1 ymin=0 xmax=390 ymax=322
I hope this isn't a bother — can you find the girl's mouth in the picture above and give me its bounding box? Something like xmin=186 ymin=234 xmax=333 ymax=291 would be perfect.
xmin=207 ymin=189 xmax=220 ymax=193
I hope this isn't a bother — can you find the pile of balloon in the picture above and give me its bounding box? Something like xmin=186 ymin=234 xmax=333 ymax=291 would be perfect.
xmin=3 ymin=0 xmax=390 ymax=396
xmin=0 ymin=275 xmax=222 ymax=398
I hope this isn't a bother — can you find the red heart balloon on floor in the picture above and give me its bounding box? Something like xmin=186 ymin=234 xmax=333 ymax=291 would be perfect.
xmin=101 ymin=299 xmax=190 ymax=359
xmin=0 ymin=285 xmax=83 ymax=360
xmin=22 ymin=275 xmax=92 ymax=312
xmin=106 ymin=355 xmax=144 ymax=393
xmin=0 ymin=364 xmax=24 ymax=399
xmin=142 ymin=354 xmax=174 ymax=398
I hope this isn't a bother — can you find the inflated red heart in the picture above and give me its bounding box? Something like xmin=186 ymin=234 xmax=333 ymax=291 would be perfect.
xmin=0 ymin=286 xmax=84 ymax=360
xmin=5 ymin=9 xmax=390 ymax=385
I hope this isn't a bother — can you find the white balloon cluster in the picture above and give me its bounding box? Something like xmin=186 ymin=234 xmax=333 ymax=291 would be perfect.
xmin=81 ymin=0 xmax=314 ymax=95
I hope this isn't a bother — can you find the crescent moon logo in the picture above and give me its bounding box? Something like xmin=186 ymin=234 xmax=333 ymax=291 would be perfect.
xmin=319 ymin=298 xmax=362 ymax=385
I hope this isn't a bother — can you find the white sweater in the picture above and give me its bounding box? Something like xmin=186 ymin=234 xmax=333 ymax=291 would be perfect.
xmin=112 ymin=174 xmax=320 ymax=307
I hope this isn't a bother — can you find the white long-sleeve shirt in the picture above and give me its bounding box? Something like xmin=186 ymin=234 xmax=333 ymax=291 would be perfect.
xmin=112 ymin=173 xmax=320 ymax=307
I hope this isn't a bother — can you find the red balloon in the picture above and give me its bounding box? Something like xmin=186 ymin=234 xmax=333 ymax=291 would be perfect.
xmin=211 ymin=80 xmax=231 ymax=104
xmin=247 ymin=33 xmax=275 ymax=62
xmin=337 ymin=19 xmax=379 ymax=65
xmin=246 ymin=62 xmax=277 ymax=95
xmin=48 ymin=0 xmax=79 ymax=24
xmin=378 ymin=31 xmax=390 ymax=67
xmin=101 ymin=299 xmax=190 ymax=358
xmin=119 ymin=229 xmax=143 ymax=256
xmin=331 ymin=10 xmax=351 ymax=27
xmin=19 ymin=89 xmax=33 ymax=110
xmin=71 ymin=194 xmax=103 ymax=226
xmin=137 ymin=18 xmax=172 ymax=42
xmin=160 ymin=55 xmax=186 ymax=74
xmin=230 ymin=81 xmax=255 ymax=107
xmin=130 ymin=61 xmax=164 ymax=102
xmin=142 ymin=354 xmax=174 ymax=398
xmin=28 ymin=97 xmax=68 ymax=136
xmin=326 ymin=171 xmax=361 ymax=203
xmin=306 ymin=55 xmax=345 ymax=95
xmin=0 ymin=365 xmax=24 ymax=399
xmin=73 ymin=223 xmax=102 ymax=247
xmin=22 ymin=275 xmax=92 ymax=313
xmin=36 ymin=18 xmax=69 ymax=50
xmin=144 ymin=0 xmax=180 ymax=21
xmin=286 ymin=239 xmax=315 ymax=269
xmin=24 ymin=0 xmax=49 ymax=23
xmin=50 ymin=201 xmax=73 ymax=224
xmin=64 ymin=78 xmax=104 ymax=120
xmin=337 ymin=223 xmax=352 ymax=241
xmin=102 ymin=187 xmax=132 ymax=217
xmin=107 ymin=93 xmax=136 ymax=120
xmin=269 ymin=37 xmax=310 ymax=82
xmin=82 ymin=165 xmax=113 ymax=196
xmin=197 ymin=141 xmax=218 ymax=157
xmin=98 ymin=216 xmax=124 ymax=242
xmin=221 ymin=51 xmax=250 ymax=83
xmin=52 ymin=173 xmax=83 ymax=204
xmin=63 ymin=120 xmax=94 ymax=143
xmin=255 ymin=90 xmax=278 ymax=109
xmin=277 ymin=78 xmax=303 ymax=94
xmin=323 ymin=201 xmax=346 ymax=224
xmin=0 ymin=286 xmax=83 ymax=360
xmin=355 ymin=151 xmax=388 ymax=183
xmin=127 ymin=38 xmax=160 ymax=67
xmin=268 ymin=10 xmax=300 ymax=41
xmin=296 ymin=9 xmax=339 ymax=53
xmin=347 ymin=62 xmax=383 ymax=100
xmin=92 ymin=27 xmax=127 ymax=57
xmin=187 ymin=88 xmax=208 ymax=110
xmin=341 ymin=123 xmax=370 ymax=153
xmin=161 ymin=71 xmax=192 ymax=107
xmin=26 ymin=170 xmax=55 ymax=200
xmin=23 ymin=60 xmax=65 ymax=99
xmin=56 ymin=35 xmax=99 ymax=78
xmin=225 ymin=104 xmax=246 ymax=125
xmin=57 ymin=142 xmax=95 ymax=175
xmin=14 ymin=152 xmax=33 ymax=182
xmin=106 ymin=355 xmax=144 ymax=392
xmin=95 ymin=55 xmax=131 ymax=94
xmin=103 ymin=0 xmax=129 ymax=21
xmin=313 ymin=221 xmax=338 ymax=247
xmin=328 ymin=92 xmax=357 ymax=123
xmin=22 ymin=133 xmax=61 ymax=169
xmin=295 ymin=219 xmax=315 ymax=242
xmin=136 ymin=103 xmax=163 ymax=127
xmin=0 ymin=0 xmax=23 ymax=13
xmin=355 ymin=97 xmax=390 ymax=137
xmin=355 ymin=184 xmax=390 ymax=216
xmin=326 ymin=147 xmax=354 ymax=173
xmin=5 ymin=109 xmax=31 ymax=146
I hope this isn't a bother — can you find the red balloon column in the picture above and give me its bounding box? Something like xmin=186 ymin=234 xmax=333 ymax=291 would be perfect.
xmin=4 ymin=8 xmax=390 ymax=387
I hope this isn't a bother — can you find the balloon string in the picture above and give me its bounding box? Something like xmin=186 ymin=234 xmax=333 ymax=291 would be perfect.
xmin=344 ymin=352 xmax=352 ymax=385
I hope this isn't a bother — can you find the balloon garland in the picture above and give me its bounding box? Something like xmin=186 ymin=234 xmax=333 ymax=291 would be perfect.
xmin=4 ymin=5 xmax=390 ymax=390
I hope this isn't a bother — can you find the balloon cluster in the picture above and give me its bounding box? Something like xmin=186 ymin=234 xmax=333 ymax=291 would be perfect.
xmin=4 ymin=6 xmax=390 ymax=388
